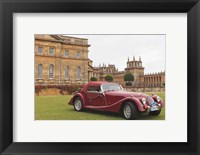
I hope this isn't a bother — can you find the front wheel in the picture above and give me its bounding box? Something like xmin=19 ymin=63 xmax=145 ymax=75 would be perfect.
xmin=73 ymin=97 xmax=83 ymax=111
xmin=122 ymin=102 xmax=138 ymax=120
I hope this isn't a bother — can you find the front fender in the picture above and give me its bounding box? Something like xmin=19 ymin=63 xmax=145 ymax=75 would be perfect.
xmin=152 ymin=95 xmax=164 ymax=107
xmin=122 ymin=97 xmax=145 ymax=112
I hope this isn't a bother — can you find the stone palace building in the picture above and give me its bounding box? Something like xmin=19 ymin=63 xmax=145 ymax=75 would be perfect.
xmin=35 ymin=35 xmax=165 ymax=88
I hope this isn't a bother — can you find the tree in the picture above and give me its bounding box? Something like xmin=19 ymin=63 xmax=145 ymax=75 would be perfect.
xmin=105 ymin=74 xmax=113 ymax=82
xmin=124 ymin=73 xmax=134 ymax=86
xmin=90 ymin=77 xmax=97 ymax=81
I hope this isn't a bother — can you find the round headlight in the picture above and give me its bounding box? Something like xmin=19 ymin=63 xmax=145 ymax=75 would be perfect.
xmin=156 ymin=96 xmax=160 ymax=102
xmin=141 ymin=98 xmax=146 ymax=105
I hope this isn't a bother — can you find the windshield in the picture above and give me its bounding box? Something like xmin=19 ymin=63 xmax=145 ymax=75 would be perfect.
xmin=101 ymin=83 xmax=123 ymax=92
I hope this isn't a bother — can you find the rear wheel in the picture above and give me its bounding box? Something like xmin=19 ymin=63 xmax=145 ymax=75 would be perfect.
xmin=74 ymin=97 xmax=83 ymax=111
xmin=123 ymin=102 xmax=138 ymax=120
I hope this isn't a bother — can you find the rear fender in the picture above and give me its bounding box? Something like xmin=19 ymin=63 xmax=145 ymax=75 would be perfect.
xmin=72 ymin=93 xmax=87 ymax=107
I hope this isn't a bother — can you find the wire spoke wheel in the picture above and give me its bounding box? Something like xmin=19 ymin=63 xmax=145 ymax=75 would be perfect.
xmin=74 ymin=98 xmax=82 ymax=111
xmin=123 ymin=104 xmax=132 ymax=119
xmin=123 ymin=102 xmax=138 ymax=120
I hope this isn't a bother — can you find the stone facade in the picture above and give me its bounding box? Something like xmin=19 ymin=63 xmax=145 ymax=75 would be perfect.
xmin=35 ymin=35 xmax=165 ymax=90
xmin=141 ymin=72 xmax=165 ymax=87
xmin=35 ymin=34 xmax=90 ymax=85
xmin=91 ymin=57 xmax=165 ymax=88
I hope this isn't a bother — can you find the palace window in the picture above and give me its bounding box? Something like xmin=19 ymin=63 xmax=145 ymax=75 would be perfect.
xmin=77 ymin=66 xmax=81 ymax=80
xmin=38 ymin=47 xmax=43 ymax=54
xmin=49 ymin=47 xmax=54 ymax=56
xmin=38 ymin=64 xmax=43 ymax=79
xmin=65 ymin=66 xmax=69 ymax=80
xmin=49 ymin=64 xmax=54 ymax=79
xmin=77 ymin=51 xmax=80 ymax=58
xmin=64 ymin=50 xmax=69 ymax=57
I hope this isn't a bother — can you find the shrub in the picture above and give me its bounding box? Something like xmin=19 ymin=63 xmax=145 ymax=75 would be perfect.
xmin=124 ymin=72 xmax=134 ymax=82
xmin=90 ymin=77 xmax=97 ymax=81
xmin=105 ymin=74 xmax=113 ymax=82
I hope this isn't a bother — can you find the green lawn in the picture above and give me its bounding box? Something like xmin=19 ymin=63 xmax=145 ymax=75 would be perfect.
xmin=35 ymin=92 xmax=165 ymax=120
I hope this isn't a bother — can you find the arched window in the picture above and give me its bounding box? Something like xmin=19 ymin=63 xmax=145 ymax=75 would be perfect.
xmin=77 ymin=66 xmax=81 ymax=80
xmin=49 ymin=64 xmax=54 ymax=79
xmin=38 ymin=64 xmax=43 ymax=79
xmin=65 ymin=66 xmax=69 ymax=80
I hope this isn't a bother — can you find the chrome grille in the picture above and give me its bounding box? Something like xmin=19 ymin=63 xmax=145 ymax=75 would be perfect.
xmin=147 ymin=96 xmax=154 ymax=106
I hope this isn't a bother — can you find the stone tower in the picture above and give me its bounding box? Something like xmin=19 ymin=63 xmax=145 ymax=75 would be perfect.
xmin=125 ymin=56 xmax=144 ymax=86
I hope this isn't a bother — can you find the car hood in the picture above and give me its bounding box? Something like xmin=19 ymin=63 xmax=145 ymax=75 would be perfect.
xmin=104 ymin=90 xmax=148 ymax=98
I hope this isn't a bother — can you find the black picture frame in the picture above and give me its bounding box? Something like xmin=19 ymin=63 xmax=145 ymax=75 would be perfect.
xmin=0 ymin=0 xmax=200 ymax=154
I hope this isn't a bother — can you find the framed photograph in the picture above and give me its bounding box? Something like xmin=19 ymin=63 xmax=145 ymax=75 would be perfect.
xmin=34 ymin=34 xmax=166 ymax=121
xmin=0 ymin=0 xmax=200 ymax=154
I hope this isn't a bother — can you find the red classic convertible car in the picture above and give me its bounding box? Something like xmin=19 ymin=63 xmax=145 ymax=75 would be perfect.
xmin=68 ymin=82 xmax=164 ymax=120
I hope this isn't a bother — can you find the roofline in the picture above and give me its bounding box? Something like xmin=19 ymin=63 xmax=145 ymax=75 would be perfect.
xmin=35 ymin=37 xmax=91 ymax=47
xmin=62 ymin=35 xmax=88 ymax=40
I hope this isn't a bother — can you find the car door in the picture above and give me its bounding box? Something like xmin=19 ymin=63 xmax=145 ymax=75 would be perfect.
xmin=86 ymin=85 xmax=105 ymax=106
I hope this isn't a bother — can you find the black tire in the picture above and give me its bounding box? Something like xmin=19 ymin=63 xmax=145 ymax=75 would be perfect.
xmin=73 ymin=97 xmax=83 ymax=112
xmin=149 ymin=109 xmax=161 ymax=116
xmin=122 ymin=102 xmax=138 ymax=120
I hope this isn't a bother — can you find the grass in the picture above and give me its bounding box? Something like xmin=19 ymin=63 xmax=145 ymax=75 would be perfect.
xmin=35 ymin=92 xmax=165 ymax=120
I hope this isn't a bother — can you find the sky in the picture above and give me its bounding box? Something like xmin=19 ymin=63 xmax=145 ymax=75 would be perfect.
xmin=66 ymin=35 xmax=165 ymax=74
